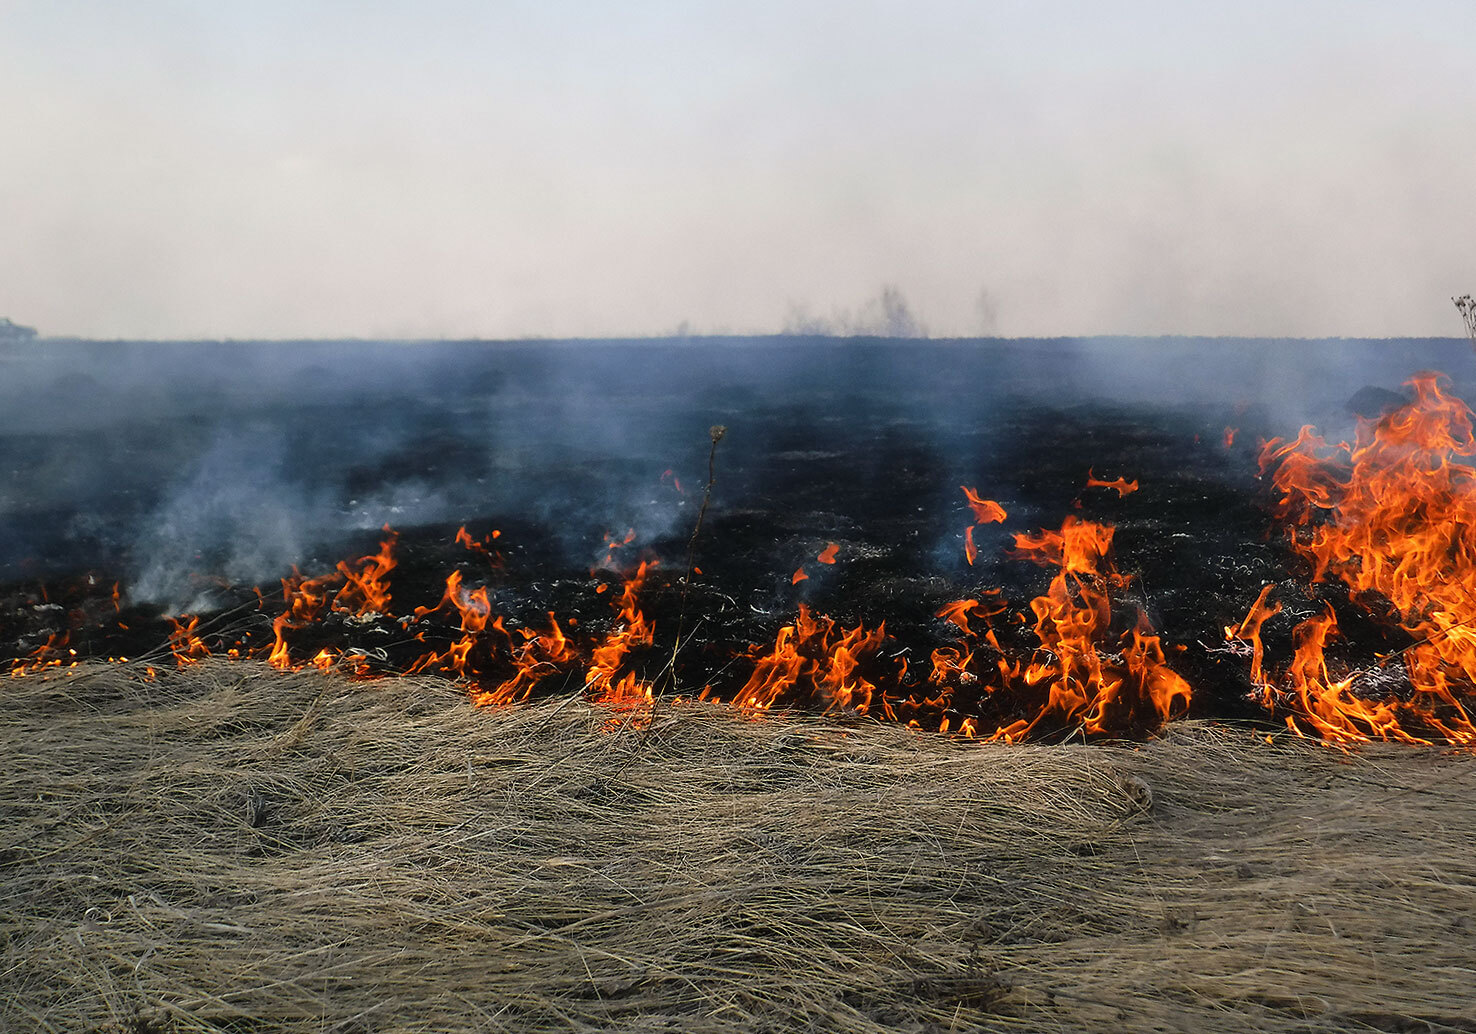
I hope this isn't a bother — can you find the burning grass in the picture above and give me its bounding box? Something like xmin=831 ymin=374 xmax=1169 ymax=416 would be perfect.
xmin=5 ymin=661 xmax=1475 ymax=1033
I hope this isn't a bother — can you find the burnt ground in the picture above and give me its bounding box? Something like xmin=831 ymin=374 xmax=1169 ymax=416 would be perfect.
xmin=2 ymin=335 xmax=1472 ymax=730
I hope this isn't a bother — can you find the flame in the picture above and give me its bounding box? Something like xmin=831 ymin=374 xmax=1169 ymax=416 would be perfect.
xmin=167 ymin=616 xmax=211 ymax=667
xmin=584 ymin=561 xmax=657 ymax=713
xmin=264 ymin=529 xmax=399 ymax=670
xmin=960 ymin=486 xmax=1007 ymax=565
xmin=935 ymin=595 xmax=1004 ymax=637
xmin=1243 ymin=372 xmax=1476 ymax=743
xmin=332 ymin=527 xmax=398 ymax=616
xmin=1223 ymin=427 xmax=1238 ymax=448
xmin=408 ymin=570 xmax=495 ymax=678
xmin=929 ymin=645 xmax=975 ymax=685
xmin=1225 ymin=584 xmax=1281 ymax=693
xmin=730 ymin=604 xmax=888 ymax=715
xmin=1083 ymin=470 xmax=1139 ymax=497
xmin=984 ymin=518 xmax=1190 ymax=739
xmin=454 ymin=525 xmax=503 ymax=567
xmin=7 ymin=454 xmax=1205 ymax=745
xmin=961 ymin=486 xmax=1007 ymax=525
xmin=792 ymin=567 xmax=808 ymax=584
xmin=9 ymin=631 xmax=74 ymax=677
xmin=598 ymin=528 xmax=638 ymax=569
xmin=475 ymin=615 xmax=575 ymax=707
xmin=268 ymin=567 xmax=338 ymax=671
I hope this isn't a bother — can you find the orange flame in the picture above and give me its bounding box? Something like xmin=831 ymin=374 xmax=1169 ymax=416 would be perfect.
xmin=731 ymin=604 xmax=888 ymax=715
xmin=1246 ymin=372 xmax=1476 ymax=743
xmin=167 ymin=616 xmax=211 ymax=667
xmin=960 ymin=486 xmax=1006 ymax=565
xmin=961 ymin=486 xmax=1007 ymax=525
xmin=332 ymin=527 xmax=397 ymax=616
xmin=585 ymin=560 xmax=657 ymax=713
xmin=817 ymin=543 xmax=840 ymax=565
xmin=470 ymin=614 xmax=576 ymax=708
xmin=989 ymin=518 xmax=1189 ymax=740
xmin=9 ymin=631 xmax=74 ymax=677
xmin=1083 ymin=470 xmax=1139 ymax=497
xmin=408 ymin=570 xmax=495 ymax=679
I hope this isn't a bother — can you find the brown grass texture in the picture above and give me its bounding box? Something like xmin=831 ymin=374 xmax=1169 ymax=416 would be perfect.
xmin=4 ymin=660 xmax=1475 ymax=1033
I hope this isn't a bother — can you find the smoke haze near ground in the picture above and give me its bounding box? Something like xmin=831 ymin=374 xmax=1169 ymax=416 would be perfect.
xmin=1 ymin=335 xmax=1471 ymax=612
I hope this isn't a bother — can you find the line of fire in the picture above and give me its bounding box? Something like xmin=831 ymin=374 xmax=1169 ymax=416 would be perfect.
xmin=6 ymin=331 xmax=1476 ymax=747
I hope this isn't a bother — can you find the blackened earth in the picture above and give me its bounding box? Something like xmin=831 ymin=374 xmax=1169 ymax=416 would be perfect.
xmin=2 ymin=336 xmax=1468 ymax=734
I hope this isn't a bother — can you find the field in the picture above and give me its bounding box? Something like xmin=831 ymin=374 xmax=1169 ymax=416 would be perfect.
xmin=5 ymin=660 xmax=1475 ymax=1033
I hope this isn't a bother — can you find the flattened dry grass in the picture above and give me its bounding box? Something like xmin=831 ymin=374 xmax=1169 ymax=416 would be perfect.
xmin=3 ymin=661 xmax=1475 ymax=1033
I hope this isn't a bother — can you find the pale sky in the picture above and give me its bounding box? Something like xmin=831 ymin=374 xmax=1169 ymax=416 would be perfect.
xmin=2 ymin=1 xmax=1473 ymax=339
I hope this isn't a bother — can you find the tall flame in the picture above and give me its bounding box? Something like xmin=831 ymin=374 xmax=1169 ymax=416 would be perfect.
xmin=1246 ymin=371 xmax=1476 ymax=743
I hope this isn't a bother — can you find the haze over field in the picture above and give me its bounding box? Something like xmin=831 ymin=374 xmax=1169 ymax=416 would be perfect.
xmin=1 ymin=1 xmax=1473 ymax=341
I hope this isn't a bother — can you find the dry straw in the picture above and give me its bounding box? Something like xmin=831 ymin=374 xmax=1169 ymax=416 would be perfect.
xmin=4 ymin=660 xmax=1475 ymax=1033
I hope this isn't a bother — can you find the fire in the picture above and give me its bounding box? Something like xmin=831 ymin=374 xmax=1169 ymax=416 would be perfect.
xmin=934 ymin=595 xmax=1004 ymax=637
xmin=1083 ymin=471 xmax=1139 ymax=497
xmin=585 ymin=560 xmax=657 ymax=713
xmin=167 ymin=616 xmax=211 ymax=667
xmin=268 ymin=568 xmax=338 ymax=671
xmin=1239 ymin=371 xmax=1476 ymax=743
xmin=68 ymin=364 xmax=1476 ymax=749
xmin=332 ymin=526 xmax=398 ymax=616
xmin=960 ymin=486 xmax=1006 ymax=565
xmin=1225 ymin=584 xmax=1280 ymax=691
xmin=9 ymin=631 xmax=75 ymax=677
xmin=727 ymin=604 xmax=888 ymax=715
xmin=990 ymin=517 xmax=1190 ymax=740
xmin=266 ymin=529 xmax=401 ymax=671
xmin=962 ymin=486 xmax=1007 ymax=525
xmin=407 ymin=570 xmax=494 ymax=678
xmin=470 ymin=614 xmax=575 ymax=708
xmin=454 ymin=525 xmax=503 ymax=567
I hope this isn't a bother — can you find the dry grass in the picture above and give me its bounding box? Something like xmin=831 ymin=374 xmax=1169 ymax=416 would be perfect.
xmin=3 ymin=661 xmax=1475 ymax=1033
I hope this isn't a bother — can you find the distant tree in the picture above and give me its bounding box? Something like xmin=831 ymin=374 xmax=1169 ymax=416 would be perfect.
xmin=874 ymin=285 xmax=926 ymax=338
xmin=781 ymin=301 xmax=836 ymax=336
xmin=975 ymin=287 xmax=1000 ymax=337
xmin=779 ymin=287 xmax=929 ymax=339
xmin=1456 ymin=295 xmax=1476 ymax=350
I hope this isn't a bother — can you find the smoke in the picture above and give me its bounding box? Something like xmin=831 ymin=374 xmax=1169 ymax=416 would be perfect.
xmin=3 ymin=332 xmax=1473 ymax=612
xmin=129 ymin=430 xmax=332 ymax=613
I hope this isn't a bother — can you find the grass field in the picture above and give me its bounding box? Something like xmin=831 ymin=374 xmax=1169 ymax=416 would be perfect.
xmin=4 ymin=661 xmax=1475 ymax=1033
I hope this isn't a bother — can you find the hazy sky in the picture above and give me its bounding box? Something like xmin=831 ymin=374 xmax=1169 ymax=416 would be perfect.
xmin=2 ymin=1 xmax=1473 ymax=339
